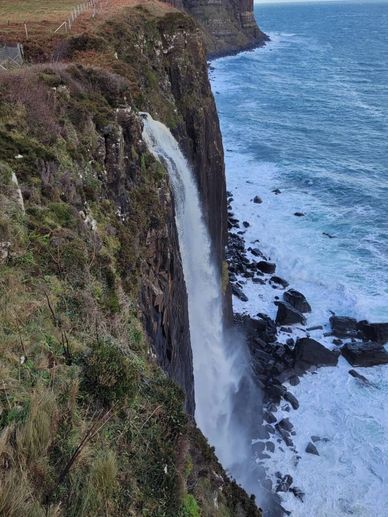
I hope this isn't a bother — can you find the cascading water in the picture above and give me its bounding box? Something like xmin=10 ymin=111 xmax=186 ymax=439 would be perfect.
xmin=141 ymin=113 xmax=264 ymax=504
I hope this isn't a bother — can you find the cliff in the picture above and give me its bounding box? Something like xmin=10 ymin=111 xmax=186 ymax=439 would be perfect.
xmin=182 ymin=0 xmax=269 ymax=57
xmin=0 ymin=3 xmax=260 ymax=516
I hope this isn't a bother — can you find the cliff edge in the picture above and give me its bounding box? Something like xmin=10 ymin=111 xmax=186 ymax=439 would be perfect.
xmin=0 ymin=2 xmax=261 ymax=515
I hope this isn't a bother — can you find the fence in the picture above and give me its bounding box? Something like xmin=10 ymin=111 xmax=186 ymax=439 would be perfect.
xmin=0 ymin=43 xmax=24 ymax=70
xmin=54 ymin=0 xmax=104 ymax=34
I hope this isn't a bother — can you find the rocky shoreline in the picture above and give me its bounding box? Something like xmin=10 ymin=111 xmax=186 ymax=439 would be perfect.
xmin=226 ymin=190 xmax=388 ymax=513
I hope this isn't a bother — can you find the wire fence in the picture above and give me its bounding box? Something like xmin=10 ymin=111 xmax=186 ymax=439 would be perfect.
xmin=0 ymin=0 xmax=107 ymax=70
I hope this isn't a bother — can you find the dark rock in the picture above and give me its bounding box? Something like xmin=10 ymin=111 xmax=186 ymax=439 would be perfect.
xmin=286 ymin=338 xmax=294 ymax=346
xmin=329 ymin=315 xmax=358 ymax=337
xmin=273 ymin=188 xmax=281 ymax=195
xmin=294 ymin=212 xmax=305 ymax=217
xmin=357 ymin=322 xmax=388 ymax=344
xmin=265 ymin=441 xmax=275 ymax=453
xmin=341 ymin=342 xmax=388 ymax=367
xmin=242 ymin=221 xmax=250 ymax=228
xmin=289 ymin=375 xmax=300 ymax=386
xmin=348 ymin=369 xmax=373 ymax=385
xmin=294 ymin=337 xmax=339 ymax=368
xmin=311 ymin=436 xmax=329 ymax=443
xmin=306 ymin=325 xmax=323 ymax=331
xmin=283 ymin=391 xmax=299 ymax=410
xmin=231 ymin=285 xmax=248 ymax=302
xmin=276 ymin=474 xmax=293 ymax=493
xmin=290 ymin=486 xmax=305 ymax=501
xmin=332 ymin=338 xmax=343 ymax=346
xmin=253 ymin=195 xmax=262 ymax=204
xmin=284 ymin=289 xmax=311 ymax=313
xmin=275 ymin=301 xmax=306 ymax=326
xmin=323 ymin=232 xmax=335 ymax=238
xmin=257 ymin=261 xmax=276 ymax=274
xmin=263 ymin=411 xmax=277 ymax=424
xmin=252 ymin=277 xmax=265 ymax=285
xmin=270 ymin=276 xmax=289 ymax=288
xmin=280 ymin=327 xmax=293 ymax=334
xmin=305 ymin=442 xmax=319 ymax=455
xmin=250 ymin=248 xmax=263 ymax=257
xmin=278 ymin=418 xmax=293 ymax=432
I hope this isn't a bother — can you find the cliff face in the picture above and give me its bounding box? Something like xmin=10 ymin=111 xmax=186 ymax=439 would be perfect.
xmin=0 ymin=4 xmax=260 ymax=515
xmin=182 ymin=0 xmax=269 ymax=57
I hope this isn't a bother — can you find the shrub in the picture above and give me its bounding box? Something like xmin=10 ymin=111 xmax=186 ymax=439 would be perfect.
xmin=180 ymin=494 xmax=200 ymax=517
xmin=81 ymin=338 xmax=140 ymax=406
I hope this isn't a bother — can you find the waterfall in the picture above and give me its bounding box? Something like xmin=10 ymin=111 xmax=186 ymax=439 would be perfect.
xmin=141 ymin=113 xmax=263 ymax=503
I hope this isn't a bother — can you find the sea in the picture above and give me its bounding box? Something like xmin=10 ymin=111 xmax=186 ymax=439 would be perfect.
xmin=210 ymin=2 xmax=388 ymax=515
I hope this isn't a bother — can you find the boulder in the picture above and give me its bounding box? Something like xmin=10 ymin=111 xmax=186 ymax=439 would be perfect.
xmin=242 ymin=221 xmax=250 ymax=228
xmin=253 ymin=195 xmax=262 ymax=204
xmin=231 ymin=285 xmax=248 ymax=302
xmin=329 ymin=315 xmax=358 ymax=337
xmin=275 ymin=301 xmax=306 ymax=326
xmin=283 ymin=390 xmax=299 ymax=410
xmin=257 ymin=261 xmax=276 ymax=274
xmin=276 ymin=474 xmax=293 ymax=493
xmin=284 ymin=289 xmax=311 ymax=313
xmin=357 ymin=322 xmax=388 ymax=344
xmin=294 ymin=337 xmax=339 ymax=368
xmin=294 ymin=212 xmax=305 ymax=217
xmin=341 ymin=342 xmax=388 ymax=367
xmin=348 ymin=369 xmax=373 ymax=386
xmin=270 ymin=276 xmax=289 ymax=288
xmin=305 ymin=442 xmax=319 ymax=455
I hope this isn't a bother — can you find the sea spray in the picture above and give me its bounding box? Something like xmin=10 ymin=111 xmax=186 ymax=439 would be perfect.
xmin=141 ymin=113 xmax=264 ymax=502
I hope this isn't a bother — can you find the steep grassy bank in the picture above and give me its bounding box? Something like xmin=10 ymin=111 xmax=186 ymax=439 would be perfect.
xmin=0 ymin=4 xmax=261 ymax=516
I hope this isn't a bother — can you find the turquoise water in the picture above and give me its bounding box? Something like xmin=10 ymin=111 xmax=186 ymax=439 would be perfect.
xmin=212 ymin=1 xmax=388 ymax=321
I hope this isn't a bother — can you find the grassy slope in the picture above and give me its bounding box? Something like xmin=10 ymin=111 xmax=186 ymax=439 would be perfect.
xmin=0 ymin=4 xmax=262 ymax=517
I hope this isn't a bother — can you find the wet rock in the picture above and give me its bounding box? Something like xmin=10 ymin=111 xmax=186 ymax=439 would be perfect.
xmin=264 ymin=411 xmax=277 ymax=424
xmin=257 ymin=261 xmax=276 ymax=274
xmin=305 ymin=442 xmax=319 ymax=455
xmin=294 ymin=212 xmax=305 ymax=217
xmin=332 ymin=338 xmax=343 ymax=346
xmin=242 ymin=221 xmax=250 ymax=228
xmin=306 ymin=325 xmax=323 ymax=331
xmin=252 ymin=277 xmax=265 ymax=285
xmin=348 ymin=369 xmax=373 ymax=386
xmin=278 ymin=418 xmax=293 ymax=432
xmin=284 ymin=289 xmax=311 ymax=313
xmin=323 ymin=232 xmax=335 ymax=238
xmin=357 ymin=321 xmax=388 ymax=344
xmin=275 ymin=301 xmax=306 ymax=326
xmin=311 ymin=435 xmax=329 ymax=443
xmin=276 ymin=474 xmax=293 ymax=493
xmin=294 ymin=337 xmax=339 ymax=368
xmin=329 ymin=315 xmax=358 ymax=337
xmin=273 ymin=188 xmax=281 ymax=195
xmin=253 ymin=195 xmax=263 ymax=204
xmin=266 ymin=441 xmax=275 ymax=453
xmin=283 ymin=391 xmax=299 ymax=410
xmin=290 ymin=486 xmax=305 ymax=501
xmin=289 ymin=375 xmax=300 ymax=386
xmin=250 ymin=247 xmax=264 ymax=257
xmin=231 ymin=285 xmax=248 ymax=302
xmin=270 ymin=276 xmax=289 ymax=288
xmin=341 ymin=342 xmax=388 ymax=367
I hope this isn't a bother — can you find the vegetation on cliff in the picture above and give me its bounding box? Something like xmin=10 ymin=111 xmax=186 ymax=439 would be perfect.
xmin=0 ymin=4 xmax=261 ymax=516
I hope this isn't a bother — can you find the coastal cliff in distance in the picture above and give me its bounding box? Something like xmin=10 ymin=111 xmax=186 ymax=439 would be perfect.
xmin=182 ymin=0 xmax=269 ymax=56
xmin=0 ymin=2 xmax=261 ymax=515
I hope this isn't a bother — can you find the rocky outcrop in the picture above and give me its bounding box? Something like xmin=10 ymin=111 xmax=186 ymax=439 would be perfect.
xmin=182 ymin=0 xmax=269 ymax=57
